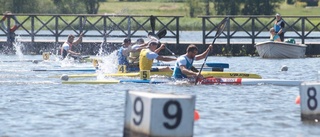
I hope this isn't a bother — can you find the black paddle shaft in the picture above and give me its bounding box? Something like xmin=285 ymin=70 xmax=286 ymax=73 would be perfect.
xmin=150 ymin=15 xmax=156 ymax=33
xmin=195 ymin=18 xmax=228 ymax=85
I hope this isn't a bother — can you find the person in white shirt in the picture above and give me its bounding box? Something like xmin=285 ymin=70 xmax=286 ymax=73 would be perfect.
xmin=61 ymin=33 xmax=83 ymax=59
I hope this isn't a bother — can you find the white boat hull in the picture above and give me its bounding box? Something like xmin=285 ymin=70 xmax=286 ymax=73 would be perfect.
xmin=255 ymin=41 xmax=307 ymax=58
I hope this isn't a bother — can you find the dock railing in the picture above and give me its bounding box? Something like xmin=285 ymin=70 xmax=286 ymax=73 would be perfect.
xmin=0 ymin=14 xmax=182 ymax=44
xmin=200 ymin=15 xmax=320 ymax=45
xmin=1 ymin=14 xmax=320 ymax=55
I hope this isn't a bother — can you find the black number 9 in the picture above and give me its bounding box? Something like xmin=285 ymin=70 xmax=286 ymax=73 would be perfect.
xmin=133 ymin=97 xmax=144 ymax=125
xmin=163 ymin=100 xmax=182 ymax=129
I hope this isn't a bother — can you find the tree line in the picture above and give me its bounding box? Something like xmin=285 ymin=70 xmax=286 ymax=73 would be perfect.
xmin=189 ymin=0 xmax=318 ymax=17
xmin=0 ymin=0 xmax=105 ymax=14
xmin=0 ymin=0 xmax=318 ymax=16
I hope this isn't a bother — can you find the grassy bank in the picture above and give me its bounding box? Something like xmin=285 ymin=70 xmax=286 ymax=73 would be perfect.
xmin=98 ymin=1 xmax=320 ymax=30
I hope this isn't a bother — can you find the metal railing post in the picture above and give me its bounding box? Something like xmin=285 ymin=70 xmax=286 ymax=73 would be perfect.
xmin=301 ymin=17 xmax=305 ymax=44
xmin=31 ymin=15 xmax=34 ymax=43
xmin=251 ymin=17 xmax=255 ymax=45
xmin=176 ymin=17 xmax=180 ymax=46
xmin=127 ymin=16 xmax=131 ymax=38
xmin=55 ymin=15 xmax=59 ymax=43
xmin=202 ymin=17 xmax=206 ymax=45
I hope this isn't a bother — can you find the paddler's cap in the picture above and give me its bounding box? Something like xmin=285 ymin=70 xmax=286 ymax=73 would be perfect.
xmin=122 ymin=38 xmax=131 ymax=45
xmin=136 ymin=38 xmax=144 ymax=44
xmin=275 ymin=13 xmax=280 ymax=17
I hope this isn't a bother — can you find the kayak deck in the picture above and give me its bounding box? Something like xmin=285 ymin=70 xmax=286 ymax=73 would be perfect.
xmin=62 ymin=78 xmax=302 ymax=86
xmin=64 ymin=71 xmax=262 ymax=79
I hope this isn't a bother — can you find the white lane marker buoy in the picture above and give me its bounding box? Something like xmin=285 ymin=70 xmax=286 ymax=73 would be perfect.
xmin=124 ymin=90 xmax=196 ymax=137
xmin=32 ymin=60 xmax=39 ymax=64
xmin=280 ymin=65 xmax=288 ymax=71
xmin=60 ymin=74 xmax=69 ymax=81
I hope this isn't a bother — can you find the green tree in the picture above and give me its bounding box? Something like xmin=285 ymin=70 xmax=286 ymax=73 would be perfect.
xmin=52 ymin=0 xmax=86 ymax=14
xmin=52 ymin=0 xmax=106 ymax=14
xmin=186 ymin=0 xmax=202 ymax=17
xmin=298 ymin=0 xmax=319 ymax=6
xmin=0 ymin=0 xmax=42 ymax=13
xmin=287 ymin=0 xmax=295 ymax=4
xmin=81 ymin=0 xmax=107 ymax=14
xmin=204 ymin=0 xmax=210 ymax=15
xmin=287 ymin=0 xmax=319 ymax=6
xmin=213 ymin=0 xmax=242 ymax=15
xmin=241 ymin=0 xmax=284 ymax=15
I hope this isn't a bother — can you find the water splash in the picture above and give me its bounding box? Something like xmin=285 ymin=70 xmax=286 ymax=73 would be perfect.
xmin=12 ymin=35 xmax=24 ymax=60
xmin=97 ymin=41 xmax=104 ymax=56
xmin=95 ymin=50 xmax=119 ymax=80
xmin=100 ymin=51 xmax=118 ymax=73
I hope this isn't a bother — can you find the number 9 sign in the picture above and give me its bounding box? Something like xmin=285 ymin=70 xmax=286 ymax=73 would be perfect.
xmin=300 ymin=82 xmax=320 ymax=121
xmin=124 ymin=90 xmax=195 ymax=137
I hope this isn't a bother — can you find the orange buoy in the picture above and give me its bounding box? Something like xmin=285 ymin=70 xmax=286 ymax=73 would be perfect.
xmin=295 ymin=95 xmax=300 ymax=104
xmin=194 ymin=110 xmax=200 ymax=121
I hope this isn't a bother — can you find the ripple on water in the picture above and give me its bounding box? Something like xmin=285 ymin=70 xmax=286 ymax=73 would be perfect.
xmin=1 ymin=55 xmax=320 ymax=136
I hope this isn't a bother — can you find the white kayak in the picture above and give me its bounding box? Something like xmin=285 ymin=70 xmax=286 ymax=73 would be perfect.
xmin=63 ymin=77 xmax=302 ymax=86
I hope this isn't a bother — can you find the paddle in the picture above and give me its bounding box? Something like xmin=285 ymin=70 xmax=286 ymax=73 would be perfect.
xmin=150 ymin=15 xmax=155 ymax=33
xmin=195 ymin=18 xmax=227 ymax=85
xmin=148 ymin=29 xmax=174 ymax=56
xmin=156 ymin=29 xmax=166 ymax=39
xmin=82 ymin=16 xmax=87 ymax=32
xmin=73 ymin=16 xmax=87 ymax=62
xmin=148 ymin=29 xmax=166 ymax=41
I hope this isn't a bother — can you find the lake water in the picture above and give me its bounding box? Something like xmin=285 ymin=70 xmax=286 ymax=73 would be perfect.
xmin=1 ymin=53 xmax=320 ymax=137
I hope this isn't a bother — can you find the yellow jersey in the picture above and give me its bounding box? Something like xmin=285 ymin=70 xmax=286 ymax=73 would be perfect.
xmin=139 ymin=49 xmax=154 ymax=70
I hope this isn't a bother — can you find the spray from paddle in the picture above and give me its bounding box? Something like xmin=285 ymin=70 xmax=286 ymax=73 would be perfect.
xmin=13 ymin=35 xmax=24 ymax=60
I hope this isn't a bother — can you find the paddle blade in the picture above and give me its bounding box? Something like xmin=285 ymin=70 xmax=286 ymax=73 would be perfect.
xmin=212 ymin=18 xmax=227 ymax=44
xmin=148 ymin=32 xmax=159 ymax=40
xmin=156 ymin=29 xmax=167 ymax=39
xmin=150 ymin=15 xmax=155 ymax=33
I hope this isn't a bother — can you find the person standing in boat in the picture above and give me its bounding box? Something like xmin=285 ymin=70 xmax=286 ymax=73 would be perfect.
xmin=139 ymin=40 xmax=176 ymax=72
xmin=274 ymin=13 xmax=285 ymax=41
xmin=269 ymin=28 xmax=281 ymax=42
xmin=61 ymin=33 xmax=84 ymax=59
xmin=172 ymin=44 xmax=213 ymax=79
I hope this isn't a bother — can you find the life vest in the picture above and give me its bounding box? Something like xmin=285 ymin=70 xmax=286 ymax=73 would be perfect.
xmin=274 ymin=19 xmax=283 ymax=33
xmin=139 ymin=49 xmax=154 ymax=71
xmin=61 ymin=42 xmax=72 ymax=59
xmin=172 ymin=56 xmax=194 ymax=78
xmin=129 ymin=51 xmax=140 ymax=63
xmin=117 ymin=47 xmax=129 ymax=67
xmin=270 ymin=34 xmax=280 ymax=41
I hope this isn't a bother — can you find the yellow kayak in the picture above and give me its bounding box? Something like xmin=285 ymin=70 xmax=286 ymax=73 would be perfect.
xmin=64 ymin=71 xmax=262 ymax=79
